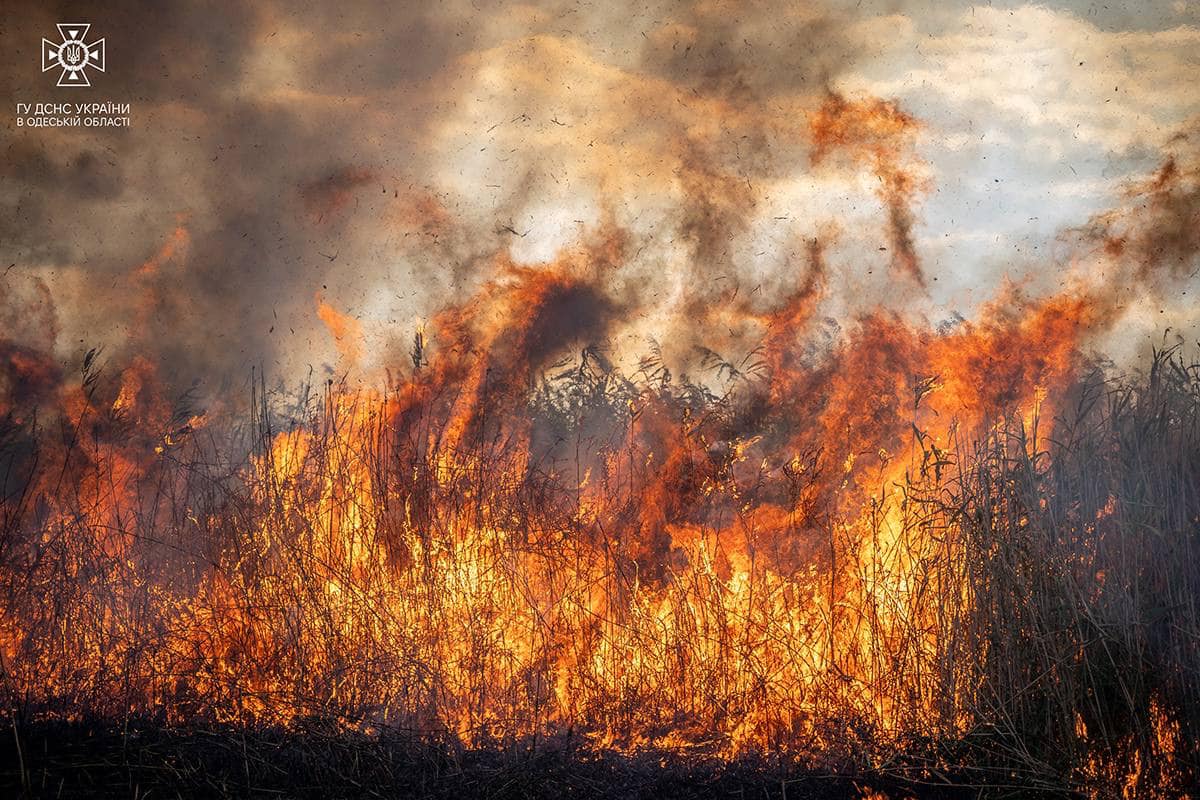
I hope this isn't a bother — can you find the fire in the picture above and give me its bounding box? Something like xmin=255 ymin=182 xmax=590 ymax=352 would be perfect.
xmin=317 ymin=293 xmax=367 ymax=367
xmin=0 ymin=264 xmax=1114 ymax=739
xmin=809 ymin=92 xmax=928 ymax=287
xmin=1 ymin=92 xmax=1197 ymax=796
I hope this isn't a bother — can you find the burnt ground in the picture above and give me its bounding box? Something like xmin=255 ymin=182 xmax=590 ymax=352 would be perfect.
xmin=0 ymin=719 xmax=1075 ymax=799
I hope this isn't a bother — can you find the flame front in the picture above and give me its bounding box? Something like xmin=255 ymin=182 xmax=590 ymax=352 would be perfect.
xmin=2 ymin=219 xmax=1196 ymax=792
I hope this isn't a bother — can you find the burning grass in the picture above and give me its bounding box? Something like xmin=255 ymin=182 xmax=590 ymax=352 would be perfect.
xmin=1 ymin=268 xmax=1198 ymax=796
xmin=2 ymin=139 xmax=1199 ymax=797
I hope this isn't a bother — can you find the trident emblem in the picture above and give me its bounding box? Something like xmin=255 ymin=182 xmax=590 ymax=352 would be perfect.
xmin=42 ymin=24 xmax=105 ymax=87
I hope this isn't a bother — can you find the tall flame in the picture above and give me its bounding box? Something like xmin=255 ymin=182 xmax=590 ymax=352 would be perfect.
xmin=1 ymin=93 xmax=1197 ymax=798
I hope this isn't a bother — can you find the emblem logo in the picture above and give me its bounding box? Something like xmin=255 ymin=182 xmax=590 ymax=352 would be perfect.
xmin=42 ymin=24 xmax=105 ymax=87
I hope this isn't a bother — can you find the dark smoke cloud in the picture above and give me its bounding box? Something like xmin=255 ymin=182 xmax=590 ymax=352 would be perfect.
xmin=0 ymin=0 xmax=487 ymax=392
xmin=1074 ymin=130 xmax=1200 ymax=286
xmin=2 ymin=0 xmax=1194 ymax=401
xmin=1 ymin=0 xmax=874 ymax=398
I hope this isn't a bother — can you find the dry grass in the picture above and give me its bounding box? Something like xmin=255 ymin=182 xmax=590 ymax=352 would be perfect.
xmin=1 ymin=343 xmax=1197 ymax=797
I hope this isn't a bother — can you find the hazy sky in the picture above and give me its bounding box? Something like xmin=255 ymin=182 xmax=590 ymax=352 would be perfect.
xmin=2 ymin=1 xmax=1197 ymax=389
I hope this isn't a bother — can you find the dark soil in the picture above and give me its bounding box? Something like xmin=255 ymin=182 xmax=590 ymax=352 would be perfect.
xmin=0 ymin=719 xmax=1038 ymax=800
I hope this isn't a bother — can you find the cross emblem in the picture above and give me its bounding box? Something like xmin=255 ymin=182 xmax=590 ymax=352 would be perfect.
xmin=42 ymin=24 xmax=105 ymax=87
